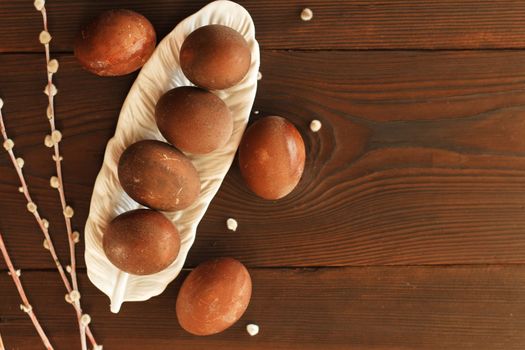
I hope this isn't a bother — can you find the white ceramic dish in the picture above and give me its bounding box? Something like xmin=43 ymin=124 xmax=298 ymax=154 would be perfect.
xmin=84 ymin=0 xmax=260 ymax=313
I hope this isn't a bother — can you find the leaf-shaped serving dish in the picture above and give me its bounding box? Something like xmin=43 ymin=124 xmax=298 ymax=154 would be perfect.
xmin=84 ymin=0 xmax=260 ymax=313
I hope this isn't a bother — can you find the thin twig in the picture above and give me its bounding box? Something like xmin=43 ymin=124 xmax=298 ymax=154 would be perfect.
xmin=33 ymin=1 xmax=100 ymax=349
xmin=0 ymin=105 xmax=99 ymax=349
xmin=0 ymin=330 xmax=5 ymax=350
xmin=0 ymin=232 xmax=54 ymax=350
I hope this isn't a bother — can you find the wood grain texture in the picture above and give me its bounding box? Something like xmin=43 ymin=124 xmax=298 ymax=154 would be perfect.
xmin=2 ymin=0 xmax=525 ymax=51
xmin=1 ymin=51 xmax=525 ymax=269
xmin=1 ymin=267 xmax=524 ymax=350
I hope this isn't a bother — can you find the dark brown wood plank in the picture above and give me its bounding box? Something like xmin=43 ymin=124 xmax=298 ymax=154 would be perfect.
xmin=3 ymin=1 xmax=525 ymax=51
xmin=1 ymin=267 xmax=524 ymax=350
xmin=1 ymin=51 xmax=525 ymax=269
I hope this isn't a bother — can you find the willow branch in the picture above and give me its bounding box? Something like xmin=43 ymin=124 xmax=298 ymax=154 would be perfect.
xmin=0 ymin=104 xmax=99 ymax=350
xmin=0 ymin=232 xmax=54 ymax=350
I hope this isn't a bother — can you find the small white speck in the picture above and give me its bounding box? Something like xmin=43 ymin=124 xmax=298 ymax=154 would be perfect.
xmin=226 ymin=218 xmax=238 ymax=232
xmin=253 ymin=110 xmax=259 ymax=115
xmin=301 ymin=8 xmax=313 ymax=21
xmin=310 ymin=119 xmax=322 ymax=132
xmin=246 ymin=323 xmax=259 ymax=336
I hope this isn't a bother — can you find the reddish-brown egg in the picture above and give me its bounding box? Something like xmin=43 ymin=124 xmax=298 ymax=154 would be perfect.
xmin=103 ymin=209 xmax=180 ymax=275
xmin=118 ymin=140 xmax=200 ymax=211
xmin=74 ymin=9 xmax=156 ymax=76
xmin=180 ymin=25 xmax=251 ymax=90
xmin=155 ymin=87 xmax=233 ymax=154
xmin=176 ymin=258 xmax=252 ymax=336
xmin=239 ymin=116 xmax=306 ymax=200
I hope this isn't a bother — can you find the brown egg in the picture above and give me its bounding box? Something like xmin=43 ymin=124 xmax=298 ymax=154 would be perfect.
xmin=118 ymin=140 xmax=200 ymax=211
xmin=239 ymin=116 xmax=306 ymax=200
xmin=74 ymin=9 xmax=156 ymax=76
xmin=176 ymin=258 xmax=252 ymax=336
xmin=103 ymin=209 xmax=180 ymax=275
xmin=155 ymin=87 xmax=233 ymax=154
xmin=180 ymin=25 xmax=251 ymax=90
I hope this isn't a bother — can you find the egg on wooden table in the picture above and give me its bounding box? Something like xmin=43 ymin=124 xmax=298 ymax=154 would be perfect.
xmin=74 ymin=9 xmax=156 ymax=76
xmin=155 ymin=87 xmax=233 ymax=154
xmin=180 ymin=24 xmax=251 ymax=90
xmin=239 ymin=116 xmax=306 ymax=200
xmin=118 ymin=140 xmax=201 ymax=211
xmin=176 ymin=258 xmax=252 ymax=336
xmin=103 ymin=209 xmax=180 ymax=275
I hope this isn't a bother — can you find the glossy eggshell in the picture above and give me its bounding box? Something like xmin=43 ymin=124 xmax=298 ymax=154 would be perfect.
xmin=239 ymin=116 xmax=306 ymax=200
xmin=155 ymin=87 xmax=233 ymax=154
xmin=180 ymin=25 xmax=251 ymax=90
xmin=103 ymin=209 xmax=180 ymax=275
xmin=74 ymin=9 xmax=156 ymax=76
xmin=176 ymin=258 xmax=252 ymax=336
xmin=118 ymin=140 xmax=201 ymax=211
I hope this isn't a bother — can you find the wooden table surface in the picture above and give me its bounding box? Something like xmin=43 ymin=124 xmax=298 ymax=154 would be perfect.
xmin=1 ymin=1 xmax=525 ymax=349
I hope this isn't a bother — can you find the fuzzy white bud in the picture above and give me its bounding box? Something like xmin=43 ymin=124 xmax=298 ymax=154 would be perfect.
xmin=80 ymin=314 xmax=91 ymax=326
xmin=39 ymin=31 xmax=52 ymax=44
xmin=16 ymin=157 xmax=24 ymax=168
xmin=43 ymin=239 xmax=50 ymax=250
xmin=8 ymin=269 xmax=21 ymax=277
xmin=18 ymin=186 xmax=24 ymax=193
xmin=42 ymin=219 xmax=49 ymax=229
xmin=51 ymin=130 xmax=62 ymax=143
xmin=52 ymin=154 xmax=63 ymax=162
xmin=26 ymin=202 xmax=37 ymax=213
xmin=44 ymin=135 xmax=54 ymax=147
xmin=69 ymin=290 xmax=81 ymax=302
xmin=66 ymin=265 xmax=72 ymax=273
xmin=20 ymin=304 xmax=32 ymax=313
xmin=50 ymin=176 xmax=60 ymax=189
xmin=72 ymin=231 xmax=80 ymax=243
xmin=47 ymin=59 xmax=59 ymax=74
xmin=3 ymin=139 xmax=14 ymax=151
xmin=44 ymin=84 xmax=57 ymax=97
xmin=33 ymin=0 xmax=45 ymax=11
xmin=64 ymin=206 xmax=74 ymax=218
xmin=257 ymin=71 xmax=262 ymax=80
